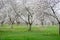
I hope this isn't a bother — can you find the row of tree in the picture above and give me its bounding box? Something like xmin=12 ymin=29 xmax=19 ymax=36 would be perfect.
xmin=0 ymin=0 xmax=60 ymax=35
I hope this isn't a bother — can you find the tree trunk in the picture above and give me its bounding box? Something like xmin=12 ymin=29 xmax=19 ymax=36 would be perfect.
xmin=52 ymin=22 xmax=54 ymax=25
xmin=28 ymin=24 xmax=32 ymax=31
xmin=58 ymin=22 xmax=60 ymax=35
xmin=0 ymin=21 xmax=4 ymax=27
xmin=41 ymin=21 xmax=43 ymax=26
xmin=11 ymin=22 xmax=14 ymax=29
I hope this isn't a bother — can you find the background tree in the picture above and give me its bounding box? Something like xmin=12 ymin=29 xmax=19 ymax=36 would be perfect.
xmin=43 ymin=0 xmax=60 ymax=35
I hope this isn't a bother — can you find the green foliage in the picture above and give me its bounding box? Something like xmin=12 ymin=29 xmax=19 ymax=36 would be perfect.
xmin=0 ymin=24 xmax=60 ymax=40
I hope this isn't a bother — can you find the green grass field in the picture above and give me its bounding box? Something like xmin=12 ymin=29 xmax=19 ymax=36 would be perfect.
xmin=0 ymin=24 xmax=60 ymax=40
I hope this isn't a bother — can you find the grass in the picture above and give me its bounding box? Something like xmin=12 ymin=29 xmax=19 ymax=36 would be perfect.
xmin=0 ymin=24 xmax=60 ymax=40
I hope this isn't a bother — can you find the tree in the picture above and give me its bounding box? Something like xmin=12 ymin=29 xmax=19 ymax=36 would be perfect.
xmin=43 ymin=0 xmax=60 ymax=35
xmin=35 ymin=0 xmax=47 ymax=26
xmin=19 ymin=6 xmax=34 ymax=31
xmin=8 ymin=0 xmax=34 ymax=31
xmin=0 ymin=0 xmax=7 ymax=27
xmin=37 ymin=13 xmax=45 ymax=26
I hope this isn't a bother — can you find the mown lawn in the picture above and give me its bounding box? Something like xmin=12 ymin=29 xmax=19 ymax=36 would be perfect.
xmin=0 ymin=24 xmax=60 ymax=40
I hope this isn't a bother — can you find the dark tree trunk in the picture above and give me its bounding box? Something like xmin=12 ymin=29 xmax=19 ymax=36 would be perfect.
xmin=51 ymin=21 xmax=54 ymax=25
xmin=11 ymin=21 xmax=14 ymax=29
xmin=28 ymin=23 xmax=32 ymax=31
xmin=0 ymin=21 xmax=4 ymax=27
xmin=58 ymin=22 xmax=60 ymax=35
xmin=41 ymin=21 xmax=44 ymax=26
